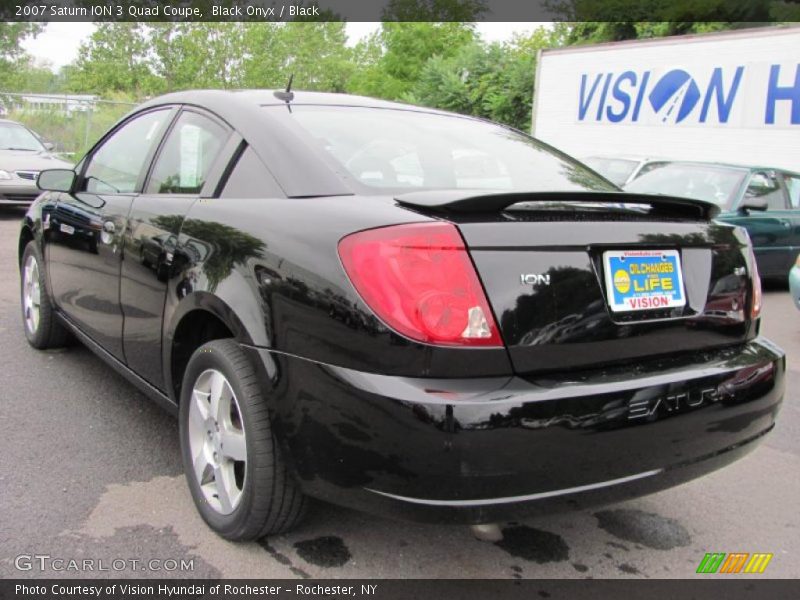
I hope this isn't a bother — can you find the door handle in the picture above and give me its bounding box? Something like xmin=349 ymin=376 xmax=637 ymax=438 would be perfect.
xmin=103 ymin=221 xmax=116 ymax=234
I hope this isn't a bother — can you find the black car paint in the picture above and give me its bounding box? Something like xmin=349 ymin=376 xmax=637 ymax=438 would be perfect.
xmin=20 ymin=91 xmax=785 ymax=523
xmin=247 ymin=340 xmax=781 ymax=522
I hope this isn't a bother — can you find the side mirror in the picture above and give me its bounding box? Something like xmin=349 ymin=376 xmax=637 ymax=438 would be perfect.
xmin=43 ymin=142 xmax=55 ymax=152
xmin=37 ymin=169 xmax=76 ymax=193
xmin=738 ymin=198 xmax=768 ymax=213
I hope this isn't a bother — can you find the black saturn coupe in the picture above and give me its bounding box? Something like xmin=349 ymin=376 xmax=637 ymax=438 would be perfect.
xmin=20 ymin=91 xmax=785 ymax=541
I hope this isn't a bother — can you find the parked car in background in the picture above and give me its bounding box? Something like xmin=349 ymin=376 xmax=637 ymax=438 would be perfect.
xmin=790 ymin=254 xmax=800 ymax=311
xmin=20 ymin=90 xmax=784 ymax=541
xmin=0 ymin=119 xmax=73 ymax=206
xmin=625 ymin=161 xmax=800 ymax=280
xmin=582 ymin=155 xmax=666 ymax=186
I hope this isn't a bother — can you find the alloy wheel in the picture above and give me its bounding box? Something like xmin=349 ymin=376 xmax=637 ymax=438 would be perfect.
xmin=188 ymin=369 xmax=247 ymax=515
xmin=22 ymin=254 xmax=41 ymax=334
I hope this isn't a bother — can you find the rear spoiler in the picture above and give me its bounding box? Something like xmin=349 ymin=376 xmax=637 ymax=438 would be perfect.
xmin=395 ymin=190 xmax=720 ymax=220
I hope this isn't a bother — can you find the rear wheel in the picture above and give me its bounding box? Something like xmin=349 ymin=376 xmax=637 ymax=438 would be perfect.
xmin=179 ymin=339 xmax=307 ymax=540
xmin=20 ymin=242 xmax=69 ymax=349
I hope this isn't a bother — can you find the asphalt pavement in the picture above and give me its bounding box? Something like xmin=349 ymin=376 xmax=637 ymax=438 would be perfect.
xmin=0 ymin=208 xmax=798 ymax=580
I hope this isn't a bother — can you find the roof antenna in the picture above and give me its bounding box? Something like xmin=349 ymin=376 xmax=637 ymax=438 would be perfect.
xmin=274 ymin=73 xmax=294 ymax=103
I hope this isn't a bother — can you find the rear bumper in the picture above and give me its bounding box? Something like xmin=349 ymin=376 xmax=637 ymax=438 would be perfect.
xmin=246 ymin=338 xmax=785 ymax=524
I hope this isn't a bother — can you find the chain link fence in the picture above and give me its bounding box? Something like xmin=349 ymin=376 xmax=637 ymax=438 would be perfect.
xmin=0 ymin=92 xmax=138 ymax=164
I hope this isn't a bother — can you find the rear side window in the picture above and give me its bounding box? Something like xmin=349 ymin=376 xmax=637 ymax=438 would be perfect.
xmin=220 ymin=147 xmax=284 ymax=199
xmin=784 ymin=174 xmax=800 ymax=208
xmin=83 ymin=109 xmax=170 ymax=194
xmin=146 ymin=111 xmax=229 ymax=194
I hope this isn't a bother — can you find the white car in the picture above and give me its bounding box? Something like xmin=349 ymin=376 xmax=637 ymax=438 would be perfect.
xmin=582 ymin=155 xmax=668 ymax=187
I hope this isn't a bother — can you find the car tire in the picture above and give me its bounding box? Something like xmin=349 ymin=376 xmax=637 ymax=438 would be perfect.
xmin=179 ymin=339 xmax=307 ymax=540
xmin=20 ymin=242 xmax=70 ymax=349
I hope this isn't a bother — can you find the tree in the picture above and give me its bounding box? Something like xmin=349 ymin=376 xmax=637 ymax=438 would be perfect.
xmin=547 ymin=0 xmax=783 ymax=44
xmin=382 ymin=0 xmax=487 ymax=21
xmin=149 ymin=23 xmax=248 ymax=92
xmin=66 ymin=24 xmax=158 ymax=95
xmin=6 ymin=58 xmax=61 ymax=93
xmin=348 ymin=22 xmax=477 ymax=100
xmin=405 ymin=26 xmax=561 ymax=131
xmin=242 ymin=23 xmax=354 ymax=91
xmin=549 ymin=0 xmax=776 ymax=25
xmin=0 ymin=23 xmax=43 ymax=89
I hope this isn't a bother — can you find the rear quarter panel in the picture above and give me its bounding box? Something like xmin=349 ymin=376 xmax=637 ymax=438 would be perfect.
xmin=163 ymin=195 xmax=513 ymax=390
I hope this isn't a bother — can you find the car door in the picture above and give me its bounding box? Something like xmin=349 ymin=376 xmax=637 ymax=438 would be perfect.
xmin=47 ymin=108 xmax=176 ymax=360
xmin=120 ymin=108 xmax=234 ymax=390
xmin=780 ymin=171 xmax=800 ymax=265
xmin=728 ymin=170 xmax=794 ymax=279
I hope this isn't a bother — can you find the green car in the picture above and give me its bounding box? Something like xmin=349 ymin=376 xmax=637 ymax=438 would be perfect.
xmin=626 ymin=161 xmax=800 ymax=280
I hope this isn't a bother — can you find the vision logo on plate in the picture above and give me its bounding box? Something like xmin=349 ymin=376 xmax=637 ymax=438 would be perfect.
xmin=603 ymin=250 xmax=687 ymax=313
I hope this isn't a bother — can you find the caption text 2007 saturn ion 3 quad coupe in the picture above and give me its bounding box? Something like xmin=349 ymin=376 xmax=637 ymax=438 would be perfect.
xmin=20 ymin=91 xmax=785 ymax=541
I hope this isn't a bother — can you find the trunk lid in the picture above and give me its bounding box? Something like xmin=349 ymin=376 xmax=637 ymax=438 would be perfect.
xmin=398 ymin=191 xmax=757 ymax=374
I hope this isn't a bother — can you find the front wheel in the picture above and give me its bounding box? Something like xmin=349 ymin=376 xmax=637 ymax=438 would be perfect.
xmin=179 ymin=339 xmax=307 ymax=540
xmin=20 ymin=242 xmax=69 ymax=349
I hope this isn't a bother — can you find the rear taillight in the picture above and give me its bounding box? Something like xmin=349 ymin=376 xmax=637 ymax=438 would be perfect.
xmin=748 ymin=244 xmax=762 ymax=319
xmin=338 ymin=223 xmax=503 ymax=347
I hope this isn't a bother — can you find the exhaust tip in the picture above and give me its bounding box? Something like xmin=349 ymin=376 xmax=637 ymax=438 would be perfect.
xmin=471 ymin=523 xmax=503 ymax=542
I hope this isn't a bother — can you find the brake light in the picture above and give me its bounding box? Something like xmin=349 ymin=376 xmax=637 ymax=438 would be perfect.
xmin=748 ymin=244 xmax=762 ymax=319
xmin=338 ymin=223 xmax=503 ymax=347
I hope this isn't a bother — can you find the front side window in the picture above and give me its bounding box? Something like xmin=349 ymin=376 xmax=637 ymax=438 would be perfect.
xmin=275 ymin=106 xmax=614 ymax=194
xmin=83 ymin=109 xmax=171 ymax=194
xmin=744 ymin=172 xmax=786 ymax=209
xmin=146 ymin=111 xmax=229 ymax=195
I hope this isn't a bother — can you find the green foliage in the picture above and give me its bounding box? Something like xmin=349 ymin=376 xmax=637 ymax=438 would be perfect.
xmin=405 ymin=26 xmax=561 ymax=131
xmin=7 ymin=101 xmax=133 ymax=159
xmin=769 ymin=1 xmax=800 ymax=21
xmin=348 ymin=22 xmax=476 ymax=99
xmin=149 ymin=23 xmax=247 ymax=90
xmin=3 ymin=58 xmax=63 ymax=93
xmin=0 ymin=23 xmax=43 ymax=89
xmin=66 ymin=24 xmax=159 ymax=95
xmin=549 ymin=0 xmax=777 ymax=23
xmin=382 ymin=0 xmax=487 ymax=21
xmin=242 ymin=23 xmax=354 ymax=91
xmin=61 ymin=22 xmax=355 ymax=95
xmin=547 ymin=0 xmax=784 ymax=43
xmin=3 ymin=18 xmax=792 ymax=159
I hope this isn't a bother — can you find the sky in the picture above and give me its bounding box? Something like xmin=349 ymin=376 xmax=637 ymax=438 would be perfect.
xmin=22 ymin=22 xmax=543 ymax=71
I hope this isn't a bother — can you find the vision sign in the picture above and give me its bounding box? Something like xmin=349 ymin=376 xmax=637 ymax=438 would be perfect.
xmin=577 ymin=63 xmax=800 ymax=127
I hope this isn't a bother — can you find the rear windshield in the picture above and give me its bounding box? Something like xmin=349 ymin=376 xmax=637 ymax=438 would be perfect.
xmin=625 ymin=163 xmax=746 ymax=208
xmin=276 ymin=106 xmax=615 ymax=194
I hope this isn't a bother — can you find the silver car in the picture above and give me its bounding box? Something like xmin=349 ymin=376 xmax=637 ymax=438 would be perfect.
xmin=583 ymin=155 xmax=668 ymax=187
xmin=0 ymin=119 xmax=73 ymax=206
